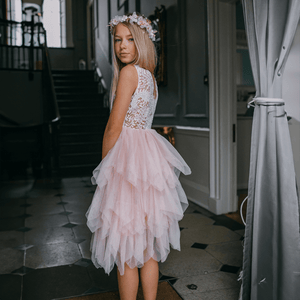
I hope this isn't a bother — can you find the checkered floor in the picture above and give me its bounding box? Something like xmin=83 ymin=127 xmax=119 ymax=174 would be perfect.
xmin=0 ymin=177 xmax=243 ymax=300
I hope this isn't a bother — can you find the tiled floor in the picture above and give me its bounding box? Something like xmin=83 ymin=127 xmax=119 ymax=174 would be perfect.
xmin=0 ymin=177 xmax=244 ymax=300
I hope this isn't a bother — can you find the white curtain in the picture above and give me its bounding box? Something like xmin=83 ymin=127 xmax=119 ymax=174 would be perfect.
xmin=240 ymin=1 xmax=300 ymax=299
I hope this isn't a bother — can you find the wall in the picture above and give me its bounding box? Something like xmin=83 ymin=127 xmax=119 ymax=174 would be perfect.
xmin=48 ymin=0 xmax=87 ymax=70
xmin=48 ymin=48 xmax=74 ymax=70
xmin=0 ymin=70 xmax=43 ymax=125
xmin=283 ymin=22 xmax=300 ymax=188
xmin=174 ymin=128 xmax=210 ymax=209
xmin=153 ymin=0 xmax=209 ymax=128
xmin=93 ymin=0 xmax=209 ymax=128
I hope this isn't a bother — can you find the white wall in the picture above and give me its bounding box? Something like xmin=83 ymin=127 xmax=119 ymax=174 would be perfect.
xmin=173 ymin=128 xmax=210 ymax=209
xmin=283 ymin=22 xmax=300 ymax=188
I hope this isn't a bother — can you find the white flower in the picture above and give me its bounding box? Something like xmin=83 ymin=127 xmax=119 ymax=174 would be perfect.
xmin=108 ymin=12 xmax=156 ymax=41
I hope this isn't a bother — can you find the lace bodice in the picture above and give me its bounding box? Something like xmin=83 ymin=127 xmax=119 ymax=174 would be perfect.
xmin=123 ymin=65 xmax=158 ymax=129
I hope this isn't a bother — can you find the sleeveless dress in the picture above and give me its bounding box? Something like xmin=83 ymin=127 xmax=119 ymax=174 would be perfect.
xmin=86 ymin=65 xmax=191 ymax=276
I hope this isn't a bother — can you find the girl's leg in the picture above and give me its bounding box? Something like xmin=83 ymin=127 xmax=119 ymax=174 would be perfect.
xmin=117 ymin=263 xmax=139 ymax=300
xmin=140 ymin=258 xmax=159 ymax=300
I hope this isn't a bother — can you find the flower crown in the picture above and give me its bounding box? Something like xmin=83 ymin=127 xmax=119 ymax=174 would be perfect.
xmin=108 ymin=12 xmax=157 ymax=42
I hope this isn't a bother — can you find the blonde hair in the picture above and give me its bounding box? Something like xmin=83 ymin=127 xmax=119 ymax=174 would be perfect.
xmin=110 ymin=13 xmax=157 ymax=109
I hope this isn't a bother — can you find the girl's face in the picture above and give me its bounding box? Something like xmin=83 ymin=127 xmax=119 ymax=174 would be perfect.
xmin=114 ymin=23 xmax=137 ymax=65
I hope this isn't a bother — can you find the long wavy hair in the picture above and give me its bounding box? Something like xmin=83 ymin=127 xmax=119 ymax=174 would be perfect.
xmin=110 ymin=13 xmax=157 ymax=110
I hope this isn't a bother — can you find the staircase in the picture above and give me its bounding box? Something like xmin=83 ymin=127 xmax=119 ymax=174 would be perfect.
xmin=52 ymin=70 xmax=109 ymax=177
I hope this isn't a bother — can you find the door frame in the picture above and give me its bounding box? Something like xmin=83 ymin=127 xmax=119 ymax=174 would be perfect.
xmin=207 ymin=0 xmax=238 ymax=214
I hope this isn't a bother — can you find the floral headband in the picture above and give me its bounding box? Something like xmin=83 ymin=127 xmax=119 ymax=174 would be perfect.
xmin=108 ymin=12 xmax=157 ymax=42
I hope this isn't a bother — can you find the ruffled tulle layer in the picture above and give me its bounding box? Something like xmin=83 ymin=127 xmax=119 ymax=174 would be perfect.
xmin=86 ymin=126 xmax=191 ymax=275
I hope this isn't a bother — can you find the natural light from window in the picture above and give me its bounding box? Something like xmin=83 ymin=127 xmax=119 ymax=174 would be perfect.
xmin=42 ymin=0 xmax=61 ymax=47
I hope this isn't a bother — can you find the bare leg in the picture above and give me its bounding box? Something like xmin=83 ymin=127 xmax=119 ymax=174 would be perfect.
xmin=117 ymin=263 xmax=139 ymax=300
xmin=140 ymin=258 xmax=159 ymax=300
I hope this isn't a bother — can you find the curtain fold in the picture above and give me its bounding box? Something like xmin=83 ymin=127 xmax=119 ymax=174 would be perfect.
xmin=240 ymin=1 xmax=300 ymax=299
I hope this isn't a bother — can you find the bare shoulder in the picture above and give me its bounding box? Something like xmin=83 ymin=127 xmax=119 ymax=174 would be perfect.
xmin=119 ymin=64 xmax=138 ymax=86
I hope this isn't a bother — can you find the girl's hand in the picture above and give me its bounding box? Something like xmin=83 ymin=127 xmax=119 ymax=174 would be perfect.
xmin=102 ymin=65 xmax=138 ymax=159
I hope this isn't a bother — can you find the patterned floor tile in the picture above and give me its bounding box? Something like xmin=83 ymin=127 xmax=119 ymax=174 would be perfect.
xmin=180 ymin=224 xmax=241 ymax=245
xmin=206 ymin=240 xmax=243 ymax=266
xmin=0 ymin=231 xmax=24 ymax=249
xmin=25 ymin=242 xmax=81 ymax=269
xmin=159 ymin=248 xmax=222 ymax=277
xmin=0 ymin=217 xmax=24 ymax=231
xmin=0 ymin=248 xmax=24 ymax=274
xmin=25 ymin=226 xmax=74 ymax=246
xmin=59 ymin=211 xmax=73 ymax=216
xmin=14 ymin=244 xmax=34 ymax=251
xmin=11 ymin=266 xmax=35 ymax=275
xmin=191 ymin=242 xmax=208 ymax=250
xmin=220 ymin=264 xmax=240 ymax=274
xmin=62 ymin=223 xmax=77 ymax=228
xmin=210 ymin=215 xmax=244 ymax=231
xmin=25 ymin=214 xmax=69 ymax=228
xmin=16 ymin=227 xmax=32 ymax=232
xmin=78 ymin=239 xmax=91 ymax=260
xmin=74 ymin=258 xmax=92 ymax=268
xmin=173 ymin=272 xmax=240 ymax=295
xmin=26 ymin=203 xmax=64 ymax=216
xmin=57 ymin=201 xmax=69 ymax=205
xmin=70 ymin=238 xmax=86 ymax=244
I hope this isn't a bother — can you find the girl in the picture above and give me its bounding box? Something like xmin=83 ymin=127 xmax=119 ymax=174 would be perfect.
xmin=86 ymin=12 xmax=191 ymax=300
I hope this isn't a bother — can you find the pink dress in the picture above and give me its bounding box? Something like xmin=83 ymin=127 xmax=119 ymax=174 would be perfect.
xmin=86 ymin=65 xmax=191 ymax=276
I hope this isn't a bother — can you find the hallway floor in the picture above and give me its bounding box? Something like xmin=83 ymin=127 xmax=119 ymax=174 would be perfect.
xmin=0 ymin=177 xmax=244 ymax=300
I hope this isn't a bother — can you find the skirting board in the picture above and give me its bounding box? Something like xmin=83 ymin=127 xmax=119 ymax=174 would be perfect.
xmin=180 ymin=177 xmax=210 ymax=211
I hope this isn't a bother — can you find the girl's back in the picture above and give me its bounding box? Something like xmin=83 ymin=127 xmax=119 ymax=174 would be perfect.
xmin=123 ymin=65 xmax=158 ymax=130
xmin=86 ymin=11 xmax=191 ymax=300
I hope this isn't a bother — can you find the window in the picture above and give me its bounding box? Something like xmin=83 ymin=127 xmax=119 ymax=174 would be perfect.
xmin=42 ymin=0 xmax=66 ymax=48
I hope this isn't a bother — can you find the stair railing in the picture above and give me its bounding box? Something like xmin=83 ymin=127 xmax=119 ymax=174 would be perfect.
xmin=0 ymin=18 xmax=61 ymax=176
xmin=0 ymin=18 xmax=45 ymax=71
xmin=93 ymin=62 xmax=109 ymax=108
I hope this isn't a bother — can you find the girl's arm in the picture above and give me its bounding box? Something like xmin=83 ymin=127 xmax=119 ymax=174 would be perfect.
xmin=102 ymin=65 xmax=138 ymax=159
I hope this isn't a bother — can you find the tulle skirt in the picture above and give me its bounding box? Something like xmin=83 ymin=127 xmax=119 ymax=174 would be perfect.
xmin=86 ymin=126 xmax=191 ymax=275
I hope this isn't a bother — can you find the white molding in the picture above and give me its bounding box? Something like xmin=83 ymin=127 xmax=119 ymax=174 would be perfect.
xmin=184 ymin=114 xmax=207 ymax=118
xmin=175 ymin=126 xmax=210 ymax=132
xmin=207 ymin=0 xmax=238 ymax=214
xmin=174 ymin=127 xmax=209 ymax=138
xmin=208 ymin=0 xmax=220 ymax=202
xmin=180 ymin=177 xmax=210 ymax=210
xmin=155 ymin=113 xmax=177 ymax=118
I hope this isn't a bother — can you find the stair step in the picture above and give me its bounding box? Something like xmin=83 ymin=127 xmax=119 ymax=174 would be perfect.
xmin=52 ymin=69 xmax=109 ymax=174
xmin=52 ymin=73 xmax=94 ymax=79
xmin=56 ymin=93 xmax=100 ymax=100
xmin=59 ymin=152 xmax=101 ymax=166
xmin=55 ymin=86 xmax=98 ymax=93
xmin=60 ymin=142 xmax=102 ymax=154
xmin=59 ymin=107 xmax=104 ymax=116
xmin=60 ymin=115 xmax=108 ymax=124
xmin=52 ymin=70 xmax=94 ymax=75
xmin=59 ymin=132 xmax=103 ymax=143
xmin=57 ymin=99 xmax=103 ymax=108
xmin=54 ymin=80 xmax=98 ymax=87
xmin=60 ymin=123 xmax=106 ymax=134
